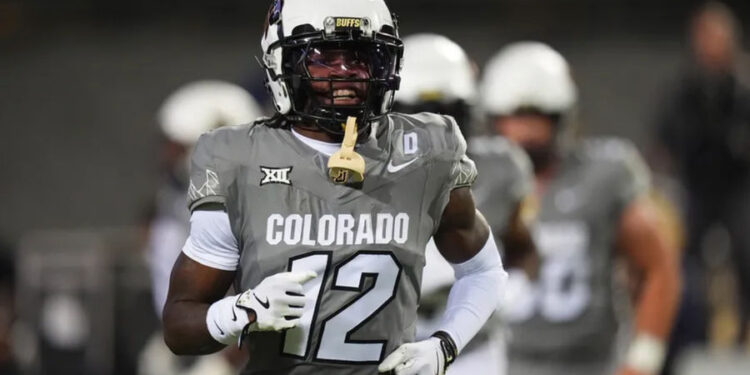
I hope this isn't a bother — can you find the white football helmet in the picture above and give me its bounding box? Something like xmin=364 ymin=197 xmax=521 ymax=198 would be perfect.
xmin=394 ymin=33 xmax=476 ymax=136
xmin=480 ymin=42 xmax=577 ymax=116
xmin=158 ymin=80 xmax=263 ymax=145
xmin=260 ymin=0 xmax=403 ymax=135
xmin=396 ymin=33 xmax=476 ymax=106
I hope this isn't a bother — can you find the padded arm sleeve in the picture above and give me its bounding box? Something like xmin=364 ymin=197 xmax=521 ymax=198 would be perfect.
xmin=436 ymin=234 xmax=507 ymax=352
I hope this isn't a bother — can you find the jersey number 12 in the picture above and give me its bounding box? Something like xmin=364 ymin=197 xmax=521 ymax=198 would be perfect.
xmin=281 ymin=251 xmax=402 ymax=364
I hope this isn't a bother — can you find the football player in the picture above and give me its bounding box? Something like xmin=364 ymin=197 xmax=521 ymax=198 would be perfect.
xmin=162 ymin=1 xmax=507 ymax=375
xmin=140 ymin=80 xmax=262 ymax=375
xmin=394 ymin=33 xmax=536 ymax=374
xmin=480 ymin=42 xmax=681 ymax=375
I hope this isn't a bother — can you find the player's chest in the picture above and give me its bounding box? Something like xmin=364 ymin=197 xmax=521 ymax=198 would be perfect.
xmin=233 ymin=159 xmax=428 ymax=211
xmin=229 ymin=159 xmax=432 ymax=247
xmin=530 ymin=169 xmax=617 ymax=256
xmin=535 ymin=163 xmax=617 ymax=223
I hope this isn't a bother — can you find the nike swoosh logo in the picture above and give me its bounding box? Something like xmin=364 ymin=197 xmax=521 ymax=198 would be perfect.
xmin=387 ymin=158 xmax=418 ymax=173
xmin=214 ymin=320 xmax=225 ymax=336
xmin=231 ymin=306 xmax=238 ymax=322
xmin=254 ymin=293 xmax=270 ymax=309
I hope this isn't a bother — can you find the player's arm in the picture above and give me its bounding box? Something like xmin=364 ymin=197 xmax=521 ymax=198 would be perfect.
xmin=616 ymin=197 xmax=681 ymax=375
xmin=163 ymin=253 xmax=238 ymax=354
xmin=496 ymin=140 xmax=538 ymax=278
xmin=431 ymin=187 xmax=506 ymax=349
xmin=500 ymin=202 xmax=539 ymax=279
xmin=380 ymin=187 xmax=506 ymax=374
xmin=433 ymin=187 xmax=490 ymax=263
xmin=163 ymin=209 xmax=316 ymax=356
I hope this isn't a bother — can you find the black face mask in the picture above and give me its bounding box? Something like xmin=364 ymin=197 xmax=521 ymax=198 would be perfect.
xmin=498 ymin=111 xmax=562 ymax=173
xmin=521 ymin=142 xmax=557 ymax=173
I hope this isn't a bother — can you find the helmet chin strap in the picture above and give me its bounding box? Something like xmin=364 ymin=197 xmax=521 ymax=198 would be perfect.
xmin=328 ymin=116 xmax=366 ymax=185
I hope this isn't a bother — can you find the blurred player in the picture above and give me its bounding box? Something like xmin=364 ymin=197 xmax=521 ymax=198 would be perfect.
xmin=162 ymin=1 xmax=507 ymax=375
xmin=654 ymin=3 xmax=750 ymax=368
xmin=139 ymin=80 xmax=262 ymax=375
xmin=394 ymin=33 xmax=478 ymax=138
xmin=481 ymin=42 xmax=681 ymax=375
xmin=149 ymin=80 xmax=263 ymax=316
xmin=394 ymin=33 xmax=536 ymax=374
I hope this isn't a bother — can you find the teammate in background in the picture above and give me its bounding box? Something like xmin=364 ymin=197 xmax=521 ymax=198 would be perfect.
xmin=394 ymin=33 xmax=536 ymax=374
xmin=149 ymin=80 xmax=263 ymax=316
xmin=481 ymin=42 xmax=681 ymax=375
xmin=394 ymin=33 xmax=478 ymax=138
xmin=139 ymin=80 xmax=262 ymax=375
xmin=162 ymin=1 xmax=507 ymax=375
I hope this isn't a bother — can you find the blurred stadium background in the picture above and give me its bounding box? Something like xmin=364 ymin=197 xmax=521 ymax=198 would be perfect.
xmin=0 ymin=0 xmax=749 ymax=374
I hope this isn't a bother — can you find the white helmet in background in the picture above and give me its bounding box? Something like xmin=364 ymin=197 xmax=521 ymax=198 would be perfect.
xmin=158 ymin=80 xmax=263 ymax=145
xmin=397 ymin=33 xmax=476 ymax=106
xmin=394 ymin=33 xmax=477 ymax=136
xmin=260 ymin=0 xmax=403 ymax=136
xmin=480 ymin=42 xmax=577 ymax=116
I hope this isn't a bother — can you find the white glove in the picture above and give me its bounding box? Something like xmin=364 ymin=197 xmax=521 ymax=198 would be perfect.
xmin=206 ymin=271 xmax=316 ymax=345
xmin=237 ymin=271 xmax=317 ymax=332
xmin=378 ymin=338 xmax=446 ymax=375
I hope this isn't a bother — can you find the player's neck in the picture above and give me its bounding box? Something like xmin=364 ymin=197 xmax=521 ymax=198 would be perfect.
xmin=292 ymin=124 xmax=341 ymax=143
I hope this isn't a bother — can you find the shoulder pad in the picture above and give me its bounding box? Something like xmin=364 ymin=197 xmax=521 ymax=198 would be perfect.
xmin=388 ymin=112 xmax=467 ymax=161
xmin=470 ymin=136 xmax=532 ymax=170
xmin=581 ymin=137 xmax=639 ymax=163
xmin=581 ymin=137 xmax=651 ymax=201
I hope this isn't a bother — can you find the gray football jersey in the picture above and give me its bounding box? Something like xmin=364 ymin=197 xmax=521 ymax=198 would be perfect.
xmin=187 ymin=113 xmax=476 ymax=374
xmin=504 ymin=138 xmax=649 ymax=369
xmin=469 ymin=135 xmax=533 ymax=239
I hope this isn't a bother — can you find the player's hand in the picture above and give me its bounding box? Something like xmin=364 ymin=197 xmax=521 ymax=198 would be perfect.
xmin=236 ymin=271 xmax=317 ymax=332
xmin=378 ymin=338 xmax=445 ymax=375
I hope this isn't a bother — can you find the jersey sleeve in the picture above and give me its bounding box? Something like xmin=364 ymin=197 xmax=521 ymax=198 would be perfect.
xmin=425 ymin=114 xmax=479 ymax=230
xmin=182 ymin=210 xmax=240 ymax=271
xmin=450 ymin=154 xmax=479 ymax=190
xmin=187 ymin=131 xmax=236 ymax=212
xmin=613 ymin=141 xmax=651 ymax=208
xmin=587 ymin=138 xmax=651 ymax=212
xmin=447 ymin=118 xmax=478 ymax=190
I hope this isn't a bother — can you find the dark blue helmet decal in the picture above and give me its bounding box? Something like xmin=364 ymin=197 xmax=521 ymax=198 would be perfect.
xmin=264 ymin=0 xmax=283 ymax=37
xmin=270 ymin=0 xmax=283 ymax=25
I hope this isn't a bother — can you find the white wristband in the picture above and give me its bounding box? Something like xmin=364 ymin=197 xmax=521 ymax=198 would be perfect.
xmin=205 ymin=294 xmax=250 ymax=346
xmin=624 ymin=333 xmax=666 ymax=375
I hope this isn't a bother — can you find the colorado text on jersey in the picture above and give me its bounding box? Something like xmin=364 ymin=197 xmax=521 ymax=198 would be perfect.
xmin=266 ymin=213 xmax=410 ymax=246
